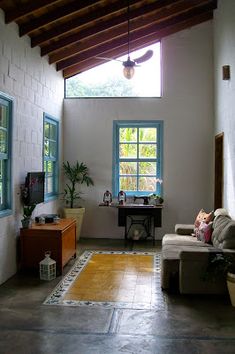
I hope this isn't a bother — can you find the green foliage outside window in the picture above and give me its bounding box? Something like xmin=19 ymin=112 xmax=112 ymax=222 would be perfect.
xmin=66 ymin=76 xmax=138 ymax=97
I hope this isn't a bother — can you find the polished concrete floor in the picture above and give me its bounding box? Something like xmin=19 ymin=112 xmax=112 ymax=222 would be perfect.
xmin=0 ymin=238 xmax=235 ymax=354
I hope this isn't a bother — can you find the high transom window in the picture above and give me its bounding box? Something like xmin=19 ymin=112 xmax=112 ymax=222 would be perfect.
xmin=113 ymin=121 xmax=163 ymax=196
xmin=65 ymin=42 xmax=161 ymax=98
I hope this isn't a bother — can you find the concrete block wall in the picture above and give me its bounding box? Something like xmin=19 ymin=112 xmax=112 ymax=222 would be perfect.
xmin=0 ymin=10 xmax=64 ymax=284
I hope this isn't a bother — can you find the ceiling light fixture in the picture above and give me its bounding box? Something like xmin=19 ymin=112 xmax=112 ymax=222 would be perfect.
xmin=95 ymin=1 xmax=153 ymax=79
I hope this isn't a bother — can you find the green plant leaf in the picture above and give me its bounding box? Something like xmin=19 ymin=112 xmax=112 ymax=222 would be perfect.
xmin=62 ymin=161 xmax=94 ymax=208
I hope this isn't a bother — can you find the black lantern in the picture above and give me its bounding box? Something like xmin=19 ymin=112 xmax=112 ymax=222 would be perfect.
xmin=103 ymin=190 xmax=112 ymax=206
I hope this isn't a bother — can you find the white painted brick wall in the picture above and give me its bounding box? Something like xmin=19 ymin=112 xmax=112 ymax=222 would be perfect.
xmin=0 ymin=9 xmax=64 ymax=285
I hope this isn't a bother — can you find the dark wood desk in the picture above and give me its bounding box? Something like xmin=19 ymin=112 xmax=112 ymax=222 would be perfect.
xmin=117 ymin=204 xmax=163 ymax=243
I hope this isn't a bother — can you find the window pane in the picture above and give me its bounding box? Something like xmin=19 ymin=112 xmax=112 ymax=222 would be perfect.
xmin=50 ymin=141 xmax=56 ymax=158
xmin=45 ymin=161 xmax=53 ymax=174
xmin=139 ymin=177 xmax=156 ymax=191
xmin=47 ymin=161 xmax=53 ymax=173
xmin=46 ymin=177 xmax=53 ymax=194
xmin=0 ymin=129 xmax=7 ymax=153
xmin=44 ymin=139 xmax=49 ymax=157
xmin=120 ymin=143 xmax=137 ymax=158
xmin=0 ymin=160 xmax=2 ymax=179
xmin=0 ymin=106 xmax=7 ymax=128
xmin=139 ymin=128 xmax=156 ymax=142
xmin=44 ymin=122 xmax=50 ymax=138
xmin=120 ymin=177 xmax=137 ymax=191
xmin=65 ymin=43 xmax=161 ymax=98
xmin=139 ymin=144 xmax=156 ymax=158
xmin=139 ymin=162 xmax=156 ymax=175
xmin=119 ymin=128 xmax=137 ymax=142
xmin=50 ymin=124 xmax=57 ymax=140
xmin=120 ymin=162 xmax=137 ymax=175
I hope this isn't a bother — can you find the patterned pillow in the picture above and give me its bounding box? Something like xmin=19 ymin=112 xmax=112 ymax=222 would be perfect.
xmin=194 ymin=209 xmax=213 ymax=228
xmin=196 ymin=221 xmax=213 ymax=243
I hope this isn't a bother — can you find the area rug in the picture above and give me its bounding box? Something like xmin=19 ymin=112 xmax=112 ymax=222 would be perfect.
xmin=43 ymin=250 xmax=166 ymax=310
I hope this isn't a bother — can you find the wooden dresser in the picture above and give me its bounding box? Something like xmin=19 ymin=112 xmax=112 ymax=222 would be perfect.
xmin=20 ymin=218 xmax=76 ymax=275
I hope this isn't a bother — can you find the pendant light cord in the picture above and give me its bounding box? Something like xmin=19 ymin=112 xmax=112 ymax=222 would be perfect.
xmin=127 ymin=0 xmax=130 ymax=58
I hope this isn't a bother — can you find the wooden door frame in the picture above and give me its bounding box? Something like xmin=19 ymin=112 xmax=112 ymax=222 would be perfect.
xmin=214 ymin=132 xmax=224 ymax=210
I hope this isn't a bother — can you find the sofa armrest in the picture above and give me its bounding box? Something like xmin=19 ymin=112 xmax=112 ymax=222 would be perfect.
xmin=175 ymin=224 xmax=194 ymax=235
xmin=179 ymin=248 xmax=235 ymax=294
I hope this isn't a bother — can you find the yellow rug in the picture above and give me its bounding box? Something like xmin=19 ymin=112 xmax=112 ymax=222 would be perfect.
xmin=44 ymin=251 xmax=165 ymax=310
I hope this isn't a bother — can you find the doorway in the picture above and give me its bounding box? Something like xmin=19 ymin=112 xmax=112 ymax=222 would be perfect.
xmin=214 ymin=133 xmax=224 ymax=210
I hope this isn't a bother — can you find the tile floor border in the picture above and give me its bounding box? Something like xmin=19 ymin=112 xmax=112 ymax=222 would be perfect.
xmin=43 ymin=250 xmax=165 ymax=310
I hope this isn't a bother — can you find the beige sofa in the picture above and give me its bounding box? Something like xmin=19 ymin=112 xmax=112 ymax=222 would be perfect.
xmin=161 ymin=214 xmax=235 ymax=294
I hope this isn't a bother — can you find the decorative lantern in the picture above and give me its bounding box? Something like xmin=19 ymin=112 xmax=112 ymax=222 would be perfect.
xmin=118 ymin=190 xmax=126 ymax=205
xmin=39 ymin=251 xmax=56 ymax=281
xmin=103 ymin=190 xmax=112 ymax=206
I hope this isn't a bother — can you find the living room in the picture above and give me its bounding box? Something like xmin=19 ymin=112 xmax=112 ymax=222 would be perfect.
xmin=0 ymin=1 xmax=235 ymax=352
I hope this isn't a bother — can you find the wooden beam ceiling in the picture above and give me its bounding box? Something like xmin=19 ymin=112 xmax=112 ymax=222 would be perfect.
xmin=0 ymin=0 xmax=217 ymax=78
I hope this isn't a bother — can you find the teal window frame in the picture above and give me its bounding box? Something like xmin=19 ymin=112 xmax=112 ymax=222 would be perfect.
xmin=43 ymin=114 xmax=59 ymax=201
xmin=113 ymin=120 xmax=163 ymax=197
xmin=0 ymin=92 xmax=12 ymax=217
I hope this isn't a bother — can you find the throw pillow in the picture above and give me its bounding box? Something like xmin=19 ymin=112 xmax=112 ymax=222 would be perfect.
xmin=194 ymin=209 xmax=213 ymax=228
xmin=196 ymin=221 xmax=213 ymax=243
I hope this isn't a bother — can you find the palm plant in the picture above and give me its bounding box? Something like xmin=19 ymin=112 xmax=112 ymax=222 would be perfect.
xmin=63 ymin=161 xmax=94 ymax=208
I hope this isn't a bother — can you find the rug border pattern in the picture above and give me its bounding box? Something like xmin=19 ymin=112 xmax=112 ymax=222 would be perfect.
xmin=43 ymin=250 xmax=165 ymax=310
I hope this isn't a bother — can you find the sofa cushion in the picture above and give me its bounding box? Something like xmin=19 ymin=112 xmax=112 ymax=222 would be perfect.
xmin=162 ymin=234 xmax=209 ymax=247
xmin=212 ymin=215 xmax=235 ymax=249
xmin=175 ymin=224 xmax=194 ymax=235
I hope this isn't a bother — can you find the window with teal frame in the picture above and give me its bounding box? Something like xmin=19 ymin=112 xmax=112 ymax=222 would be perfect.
xmin=113 ymin=121 xmax=163 ymax=197
xmin=0 ymin=93 xmax=12 ymax=217
xmin=43 ymin=114 xmax=59 ymax=201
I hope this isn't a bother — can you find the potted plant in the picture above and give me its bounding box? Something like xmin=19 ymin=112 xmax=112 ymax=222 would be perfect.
xmin=205 ymin=252 xmax=235 ymax=306
xmin=21 ymin=204 xmax=36 ymax=229
xmin=149 ymin=194 xmax=164 ymax=205
xmin=62 ymin=161 xmax=94 ymax=241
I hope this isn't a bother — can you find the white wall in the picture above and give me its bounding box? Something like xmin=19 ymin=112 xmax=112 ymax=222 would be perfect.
xmin=214 ymin=0 xmax=235 ymax=218
xmin=64 ymin=21 xmax=214 ymax=240
xmin=0 ymin=10 xmax=64 ymax=284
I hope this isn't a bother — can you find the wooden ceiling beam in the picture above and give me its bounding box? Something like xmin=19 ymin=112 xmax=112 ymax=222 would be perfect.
xmin=58 ymin=2 xmax=216 ymax=71
xmin=31 ymin=0 xmax=172 ymax=47
xmin=63 ymin=11 xmax=213 ymax=78
xmin=4 ymin=0 xmax=61 ymax=24
xmin=41 ymin=0 xmax=178 ymax=57
xmin=49 ymin=0 xmax=214 ymax=64
xmin=19 ymin=0 xmax=100 ymax=37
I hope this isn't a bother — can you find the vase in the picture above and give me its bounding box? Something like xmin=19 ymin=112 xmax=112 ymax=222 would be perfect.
xmin=21 ymin=217 xmax=32 ymax=229
xmin=63 ymin=207 xmax=85 ymax=241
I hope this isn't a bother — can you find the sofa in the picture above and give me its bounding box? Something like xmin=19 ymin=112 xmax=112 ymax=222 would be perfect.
xmin=161 ymin=210 xmax=235 ymax=294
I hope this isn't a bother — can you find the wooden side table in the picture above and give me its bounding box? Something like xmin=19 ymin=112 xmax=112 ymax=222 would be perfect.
xmin=20 ymin=218 xmax=77 ymax=275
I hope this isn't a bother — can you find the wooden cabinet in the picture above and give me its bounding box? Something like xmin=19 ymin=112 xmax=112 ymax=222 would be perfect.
xmin=20 ymin=218 xmax=76 ymax=275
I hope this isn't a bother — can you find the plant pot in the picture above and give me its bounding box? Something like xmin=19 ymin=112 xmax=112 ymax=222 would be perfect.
xmin=21 ymin=217 xmax=32 ymax=229
xmin=227 ymin=272 xmax=235 ymax=306
xmin=63 ymin=207 xmax=85 ymax=241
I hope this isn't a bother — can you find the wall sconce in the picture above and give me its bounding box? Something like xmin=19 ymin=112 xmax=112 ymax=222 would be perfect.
xmin=222 ymin=65 xmax=230 ymax=80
